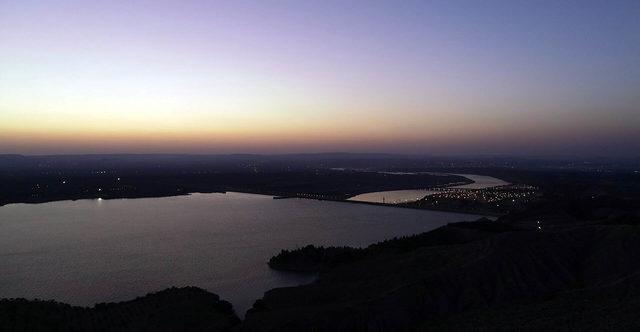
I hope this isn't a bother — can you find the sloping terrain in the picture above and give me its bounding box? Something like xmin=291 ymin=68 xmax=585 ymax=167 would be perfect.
xmin=241 ymin=223 xmax=640 ymax=331
xmin=0 ymin=287 xmax=240 ymax=332
xmin=3 ymin=222 xmax=640 ymax=331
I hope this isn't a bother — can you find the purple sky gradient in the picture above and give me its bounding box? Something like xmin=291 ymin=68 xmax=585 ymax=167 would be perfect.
xmin=1 ymin=0 xmax=639 ymax=156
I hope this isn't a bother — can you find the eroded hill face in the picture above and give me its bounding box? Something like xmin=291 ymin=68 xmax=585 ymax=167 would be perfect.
xmin=241 ymin=223 xmax=640 ymax=331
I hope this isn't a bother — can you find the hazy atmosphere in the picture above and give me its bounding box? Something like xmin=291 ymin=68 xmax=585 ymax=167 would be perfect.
xmin=2 ymin=0 xmax=639 ymax=156
xmin=2 ymin=2 xmax=640 ymax=330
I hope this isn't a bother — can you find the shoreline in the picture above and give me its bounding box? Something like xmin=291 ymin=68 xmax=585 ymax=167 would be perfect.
xmin=0 ymin=175 xmax=506 ymax=217
xmin=273 ymin=195 xmax=502 ymax=217
xmin=0 ymin=190 xmax=497 ymax=217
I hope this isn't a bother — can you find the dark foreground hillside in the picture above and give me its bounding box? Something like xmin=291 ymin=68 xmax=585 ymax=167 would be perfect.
xmin=242 ymin=219 xmax=640 ymax=331
xmin=0 ymin=287 xmax=240 ymax=332
xmin=3 ymin=217 xmax=640 ymax=331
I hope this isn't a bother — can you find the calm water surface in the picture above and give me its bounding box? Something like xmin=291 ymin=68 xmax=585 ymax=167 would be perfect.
xmin=0 ymin=192 xmax=483 ymax=314
xmin=449 ymin=174 xmax=510 ymax=189
xmin=347 ymin=190 xmax=439 ymax=204
xmin=349 ymin=173 xmax=509 ymax=203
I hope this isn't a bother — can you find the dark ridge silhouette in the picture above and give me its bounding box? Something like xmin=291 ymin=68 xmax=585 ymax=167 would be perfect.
xmin=0 ymin=287 xmax=240 ymax=332
xmin=268 ymin=218 xmax=513 ymax=273
xmin=269 ymin=245 xmax=366 ymax=273
xmin=242 ymin=215 xmax=640 ymax=331
xmin=3 ymin=215 xmax=640 ymax=331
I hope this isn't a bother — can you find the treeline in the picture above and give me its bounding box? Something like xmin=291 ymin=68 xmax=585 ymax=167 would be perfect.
xmin=268 ymin=245 xmax=366 ymax=272
xmin=0 ymin=287 xmax=240 ymax=332
xmin=268 ymin=218 xmax=516 ymax=273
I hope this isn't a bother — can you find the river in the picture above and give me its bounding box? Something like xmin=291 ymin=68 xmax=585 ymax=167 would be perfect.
xmin=348 ymin=173 xmax=509 ymax=204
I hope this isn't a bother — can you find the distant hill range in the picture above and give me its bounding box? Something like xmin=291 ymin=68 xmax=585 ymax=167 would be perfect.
xmin=1 ymin=153 xmax=638 ymax=171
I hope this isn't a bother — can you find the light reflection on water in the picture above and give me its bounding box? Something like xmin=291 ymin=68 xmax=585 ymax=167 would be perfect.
xmin=0 ymin=192 xmax=483 ymax=315
xmin=348 ymin=173 xmax=509 ymax=204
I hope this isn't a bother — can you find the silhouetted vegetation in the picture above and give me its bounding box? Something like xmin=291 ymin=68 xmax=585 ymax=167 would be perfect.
xmin=0 ymin=287 xmax=240 ymax=332
xmin=268 ymin=218 xmax=523 ymax=272
xmin=246 ymin=212 xmax=640 ymax=331
xmin=269 ymin=245 xmax=366 ymax=272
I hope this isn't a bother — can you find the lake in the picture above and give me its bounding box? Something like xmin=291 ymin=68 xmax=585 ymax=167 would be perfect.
xmin=348 ymin=173 xmax=509 ymax=203
xmin=0 ymin=192 xmax=483 ymax=315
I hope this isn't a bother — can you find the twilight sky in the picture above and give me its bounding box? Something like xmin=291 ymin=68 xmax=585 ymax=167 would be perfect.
xmin=1 ymin=0 xmax=639 ymax=156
